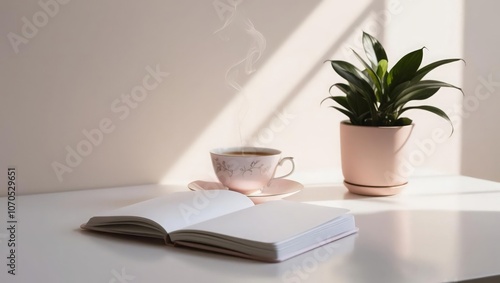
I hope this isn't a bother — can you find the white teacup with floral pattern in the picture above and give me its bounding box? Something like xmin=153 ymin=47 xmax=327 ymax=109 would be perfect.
xmin=210 ymin=147 xmax=295 ymax=195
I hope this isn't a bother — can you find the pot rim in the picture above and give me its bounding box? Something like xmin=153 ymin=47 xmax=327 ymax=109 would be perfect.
xmin=340 ymin=120 xmax=414 ymax=129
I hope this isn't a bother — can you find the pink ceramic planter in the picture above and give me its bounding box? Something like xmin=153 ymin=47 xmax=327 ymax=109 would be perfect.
xmin=339 ymin=121 xmax=414 ymax=196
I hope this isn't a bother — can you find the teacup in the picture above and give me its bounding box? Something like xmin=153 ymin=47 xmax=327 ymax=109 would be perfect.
xmin=210 ymin=147 xmax=295 ymax=195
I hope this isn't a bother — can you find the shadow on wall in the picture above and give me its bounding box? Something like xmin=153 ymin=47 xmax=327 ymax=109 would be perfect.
xmin=1 ymin=0 xmax=394 ymax=195
xmin=461 ymin=0 xmax=500 ymax=182
xmin=246 ymin=1 xmax=383 ymax=145
xmin=1 ymin=0 xmax=325 ymax=194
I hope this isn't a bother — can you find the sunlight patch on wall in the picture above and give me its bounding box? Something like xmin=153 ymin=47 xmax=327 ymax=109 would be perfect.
xmin=160 ymin=0 xmax=375 ymax=184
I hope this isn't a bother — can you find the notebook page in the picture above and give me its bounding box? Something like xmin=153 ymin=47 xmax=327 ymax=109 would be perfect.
xmin=90 ymin=190 xmax=254 ymax=233
xmin=174 ymin=200 xmax=349 ymax=244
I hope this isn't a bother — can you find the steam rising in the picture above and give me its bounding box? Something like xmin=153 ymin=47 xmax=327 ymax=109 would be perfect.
xmin=214 ymin=8 xmax=266 ymax=91
xmin=214 ymin=4 xmax=266 ymax=147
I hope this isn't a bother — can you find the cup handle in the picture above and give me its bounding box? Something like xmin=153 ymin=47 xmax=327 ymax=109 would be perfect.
xmin=272 ymin=157 xmax=295 ymax=180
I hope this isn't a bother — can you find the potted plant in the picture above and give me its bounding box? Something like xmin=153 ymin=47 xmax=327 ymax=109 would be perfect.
xmin=323 ymin=32 xmax=463 ymax=196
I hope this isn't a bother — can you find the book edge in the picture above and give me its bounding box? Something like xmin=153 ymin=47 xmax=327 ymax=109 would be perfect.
xmin=173 ymin=227 xmax=359 ymax=262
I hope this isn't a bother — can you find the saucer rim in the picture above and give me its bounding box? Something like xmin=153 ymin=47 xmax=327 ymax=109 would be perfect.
xmin=187 ymin=179 xmax=304 ymax=198
xmin=250 ymin=179 xmax=304 ymax=197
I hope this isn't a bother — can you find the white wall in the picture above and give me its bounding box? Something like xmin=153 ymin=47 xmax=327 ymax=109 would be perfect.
xmin=383 ymin=0 xmax=465 ymax=177
xmin=461 ymin=0 xmax=500 ymax=182
xmin=0 ymin=0 xmax=495 ymax=196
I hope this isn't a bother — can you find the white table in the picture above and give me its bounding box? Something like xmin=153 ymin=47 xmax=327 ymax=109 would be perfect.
xmin=1 ymin=175 xmax=500 ymax=283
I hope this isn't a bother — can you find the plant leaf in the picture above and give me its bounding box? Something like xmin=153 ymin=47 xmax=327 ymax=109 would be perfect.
xmin=324 ymin=32 xmax=462 ymax=130
xmin=321 ymin=95 xmax=351 ymax=111
xmin=352 ymin=49 xmax=383 ymax=101
xmin=330 ymin=106 xmax=359 ymax=124
xmin=411 ymin=58 xmax=464 ymax=83
xmin=400 ymin=105 xmax=454 ymax=135
xmin=346 ymin=91 xmax=371 ymax=117
xmin=395 ymin=117 xmax=413 ymax=126
xmin=328 ymin=83 xmax=350 ymax=95
xmin=386 ymin=81 xmax=411 ymax=102
xmin=387 ymin=48 xmax=424 ymax=87
xmin=362 ymin=32 xmax=388 ymax=70
xmin=327 ymin=60 xmax=377 ymax=106
xmin=376 ymin=59 xmax=388 ymax=79
xmin=394 ymin=87 xmax=441 ymax=110
xmin=393 ymin=80 xmax=463 ymax=109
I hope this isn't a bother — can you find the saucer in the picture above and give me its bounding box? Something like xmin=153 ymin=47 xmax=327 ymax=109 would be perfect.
xmin=343 ymin=180 xmax=407 ymax=196
xmin=187 ymin=179 xmax=304 ymax=204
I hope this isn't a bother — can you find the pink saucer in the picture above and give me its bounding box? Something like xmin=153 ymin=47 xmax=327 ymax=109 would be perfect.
xmin=188 ymin=179 xmax=303 ymax=204
xmin=343 ymin=180 xmax=407 ymax=196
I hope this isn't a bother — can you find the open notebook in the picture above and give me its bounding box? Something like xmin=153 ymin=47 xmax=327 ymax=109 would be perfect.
xmin=81 ymin=190 xmax=358 ymax=262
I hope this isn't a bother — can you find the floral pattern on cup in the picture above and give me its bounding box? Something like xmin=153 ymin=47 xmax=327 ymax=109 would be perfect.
xmin=210 ymin=147 xmax=295 ymax=195
xmin=213 ymin=158 xmax=271 ymax=177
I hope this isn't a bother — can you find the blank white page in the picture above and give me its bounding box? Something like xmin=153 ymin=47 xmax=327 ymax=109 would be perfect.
xmin=89 ymin=190 xmax=254 ymax=233
xmin=176 ymin=200 xmax=350 ymax=244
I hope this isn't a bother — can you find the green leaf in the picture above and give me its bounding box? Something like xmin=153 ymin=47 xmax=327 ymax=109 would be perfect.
xmin=386 ymin=81 xmax=411 ymax=101
xmin=400 ymin=105 xmax=454 ymax=135
xmin=395 ymin=117 xmax=413 ymax=126
xmin=351 ymin=49 xmax=383 ymax=101
xmin=362 ymin=32 xmax=388 ymax=70
xmin=321 ymin=95 xmax=351 ymax=111
xmin=411 ymin=58 xmax=464 ymax=83
xmin=394 ymin=87 xmax=441 ymax=110
xmin=388 ymin=48 xmax=424 ymax=87
xmin=330 ymin=106 xmax=359 ymax=124
xmin=393 ymin=80 xmax=463 ymax=109
xmin=346 ymin=91 xmax=371 ymax=117
xmin=324 ymin=32 xmax=463 ymax=129
xmin=376 ymin=59 xmax=388 ymax=79
xmin=328 ymin=83 xmax=350 ymax=96
xmin=357 ymin=111 xmax=372 ymax=124
xmin=328 ymin=60 xmax=377 ymax=104
xmin=326 ymin=60 xmax=367 ymax=81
